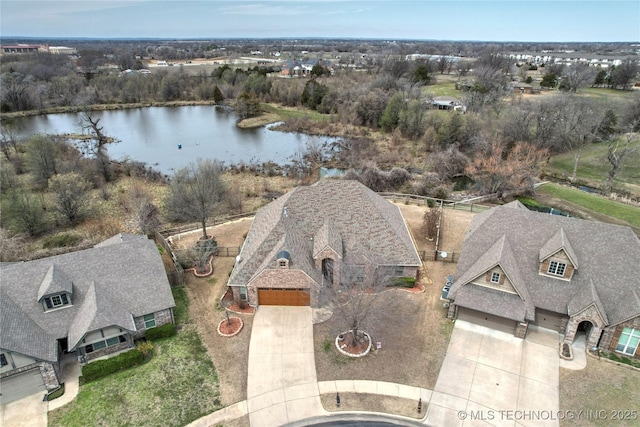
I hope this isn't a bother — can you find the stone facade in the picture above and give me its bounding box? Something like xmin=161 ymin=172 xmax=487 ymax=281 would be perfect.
xmin=515 ymin=322 xmax=529 ymax=338
xmin=563 ymin=304 xmax=607 ymax=348
xmin=132 ymin=308 xmax=174 ymax=339
xmin=599 ymin=316 xmax=640 ymax=360
xmin=83 ymin=340 xmax=133 ymax=363
xmin=0 ymin=361 xmax=61 ymax=391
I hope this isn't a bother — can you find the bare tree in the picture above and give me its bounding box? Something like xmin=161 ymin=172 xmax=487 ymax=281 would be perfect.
xmin=560 ymin=63 xmax=596 ymax=93
xmin=320 ymin=264 xmax=396 ymax=349
xmin=130 ymin=185 xmax=161 ymax=235
xmin=4 ymin=188 xmax=48 ymax=236
xmin=610 ymin=58 xmax=640 ymax=91
xmin=78 ymin=111 xmax=118 ymax=183
xmin=465 ymin=136 xmax=548 ymax=197
xmin=164 ymin=159 xmax=226 ymax=239
xmin=422 ymin=207 xmax=440 ymax=240
xmin=48 ymin=173 xmax=92 ymax=226
xmin=0 ymin=124 xmax=19 ymax=160
xmin=25 ymin=134 xmax=60 ymax=189
xmin=604 ymin=131 xmax=639 ymax=193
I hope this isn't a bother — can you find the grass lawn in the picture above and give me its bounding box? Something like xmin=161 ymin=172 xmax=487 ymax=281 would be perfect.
xmin=48 ymin=287 xmax=222 ymax=427
xmin=536 ymin=183 xmax=640 ymax=229
xmin=545 ymin=138 xmax=640 ymax=195
xmin=560 ymin=358 xmax=640 ymax=427
xmin=423 ymin=81 xmax=460 ymax=98
xmin=262 ymin=103 xmax=333 ymax=122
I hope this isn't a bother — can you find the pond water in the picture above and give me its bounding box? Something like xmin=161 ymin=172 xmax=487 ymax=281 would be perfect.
xmin=7 ymin=106 xmax=337 ymax=175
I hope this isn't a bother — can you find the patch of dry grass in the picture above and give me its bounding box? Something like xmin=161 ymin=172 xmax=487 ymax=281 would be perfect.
xmin=559 ymin=358 xmax=640 ymax=427
xmin=320 ymin=393 xmax=424 ymax=419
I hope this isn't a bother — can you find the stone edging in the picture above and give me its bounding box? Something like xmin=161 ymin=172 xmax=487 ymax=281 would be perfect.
xmin=185 ymin=255 xmax=214 ymax=277
xmin=217 ymin=317 xmax=244 ymax=337
xmin=335 ymin=331 xmax=372 ymax=358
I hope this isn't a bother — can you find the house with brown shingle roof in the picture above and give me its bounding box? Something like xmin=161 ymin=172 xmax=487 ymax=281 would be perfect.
xmin=0 ymin=234 xmax=175 ymax=404
xmin=227 ymin=179 xmax=422 ymax=307
xmin=447 ymin=201 xmax=640 ymax=359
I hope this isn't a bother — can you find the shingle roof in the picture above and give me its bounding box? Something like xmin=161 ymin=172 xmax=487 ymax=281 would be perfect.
xmin=0 ymin=235 xmax=174 ymax=361
xmin=450 ymin=204 xmax=640 ymax=326
xmin=37 ymin=264 xmax=73 ymax=301
xmin=67 ymin=281 xmax=137 ymax=351
xmin=568 ymin=279 xmax=608 ymax=324
xmin=539 ymin=228 xmax=579 ymax=268
xmin=228 ymin=179 xmax=421 ymax=287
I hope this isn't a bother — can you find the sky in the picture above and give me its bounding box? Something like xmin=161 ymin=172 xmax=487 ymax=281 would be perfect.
xmin=1 ymin=0 xmax=639 ymax=42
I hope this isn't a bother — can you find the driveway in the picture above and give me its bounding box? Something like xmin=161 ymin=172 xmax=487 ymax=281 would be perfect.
xmin=246 ymin=306 xmax=326 ymax=427
xmin=426 ymin=320 xmax=560 ymax=427
xmin=0 ymin=393 xmax=47 ymax=427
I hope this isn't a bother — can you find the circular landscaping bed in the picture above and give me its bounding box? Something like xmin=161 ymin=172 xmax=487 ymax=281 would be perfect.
xmin=335 ymin=330 xmax=372 ymax=357
xmin=217 ymin=317 xmax=243 ymax=337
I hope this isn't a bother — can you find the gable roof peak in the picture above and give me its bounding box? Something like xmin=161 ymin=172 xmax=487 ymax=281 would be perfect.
xmin=539 ymin=227 xmax=579 ymax=268
xmin=37 ymin=263 xmax=73 ymax=301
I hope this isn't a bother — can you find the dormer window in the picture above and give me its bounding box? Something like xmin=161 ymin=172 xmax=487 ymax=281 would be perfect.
xmin=547 ymin=261 xmax=566 ymax=276
xmin=44 ymin=293 xmax=70 ymax=310
xmin=276 ymin=250 xmax=291 ymax=269
xmin=490 ymin=272 xmax=501 ymax=283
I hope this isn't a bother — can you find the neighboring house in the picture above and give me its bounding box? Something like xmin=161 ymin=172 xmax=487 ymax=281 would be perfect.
xmin=431 ymin=96 xmax=466 ymax=112
xmin=509 ymin=81 xmax=538 ymax=94
xmin=280 ymin=58 xmax=332 ymax=77
xmin=227 ymin=179 xmax=422 ymax=307
xmin=0 ymin=234 xmax=175 ymax=404
xmin=447 ymin=202 xmax=640 ymax=360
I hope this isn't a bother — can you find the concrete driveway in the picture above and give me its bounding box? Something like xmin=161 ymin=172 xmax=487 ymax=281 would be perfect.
xmin=0 ymin=392 xmax=47 ymax=427
xmin=426 ymin=320 xmax=560 ymax=427
xmin=247 ymin=306 xmax=326 ymax=427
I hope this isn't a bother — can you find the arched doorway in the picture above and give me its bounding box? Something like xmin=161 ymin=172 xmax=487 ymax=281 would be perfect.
xmin=322 ymin=258 xmax=334 ymax=286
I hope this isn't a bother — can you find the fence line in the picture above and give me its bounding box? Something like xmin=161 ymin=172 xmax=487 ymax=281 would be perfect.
xmin=419 ymin=250 xmax=458 ymax=263
xmin=153 ymin=230 xmax=185 ymax=287
xmin=379 ymin=192 xmax=492 ymax=213
xmin=159 ymin=211 xmax=256 ymax=238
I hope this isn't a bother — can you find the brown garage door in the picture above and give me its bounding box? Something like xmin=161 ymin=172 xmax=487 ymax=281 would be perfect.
xmin=457 ymin=307 xmax=518 ymax=335
xmin=533 ymin=309 xmax=568 ymax=333
xmin=258 ymin=288 xmax=310 ymax=306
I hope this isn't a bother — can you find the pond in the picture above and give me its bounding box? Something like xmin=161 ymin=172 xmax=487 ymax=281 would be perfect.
xmin=6 ymin=106 xmax=338 ymax=175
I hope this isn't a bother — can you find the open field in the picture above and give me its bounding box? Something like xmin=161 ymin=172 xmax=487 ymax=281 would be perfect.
xmin=536 ymin=183 xmax=640 ymax=231
xmin=545 ymin=138 xmax=640 ymax=197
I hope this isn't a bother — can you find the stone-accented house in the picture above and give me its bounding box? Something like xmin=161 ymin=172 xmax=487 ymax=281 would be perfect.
xmin=447 ymin=201 xmax=640 ymax=359
xmin=0 ymin=234 xmax=175 ymax=404
xmin=227 ymin=179 xmax=422 ymax=307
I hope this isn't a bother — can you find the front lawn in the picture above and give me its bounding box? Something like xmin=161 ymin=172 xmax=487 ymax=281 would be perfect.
xmin=48 ymin=287 xmax=221 ymax=427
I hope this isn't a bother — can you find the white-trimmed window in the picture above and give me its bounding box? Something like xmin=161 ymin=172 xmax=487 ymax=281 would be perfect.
xmin=143 ymin=313 xmax=156 ymax=329
xmin=490 ymin=272 xmax=501 ymax=283
xmin=84 ymin=335 xmax=127 ymax=354
xmin=239 ymin=286 xmax=248 ymax=301
xmin=279 ymin=260 xmax=288 ymax=268
xmin=616 ymin=327 xmax=640 ymax=356
xmin=547 ymin=261 xmax=567 ymax=276
xmin=44 ymin=293 xmax=70 ymax=309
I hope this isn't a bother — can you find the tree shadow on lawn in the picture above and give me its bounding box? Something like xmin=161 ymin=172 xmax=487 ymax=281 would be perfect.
xmin=314 ymin=288 xmax=451 ymax=390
